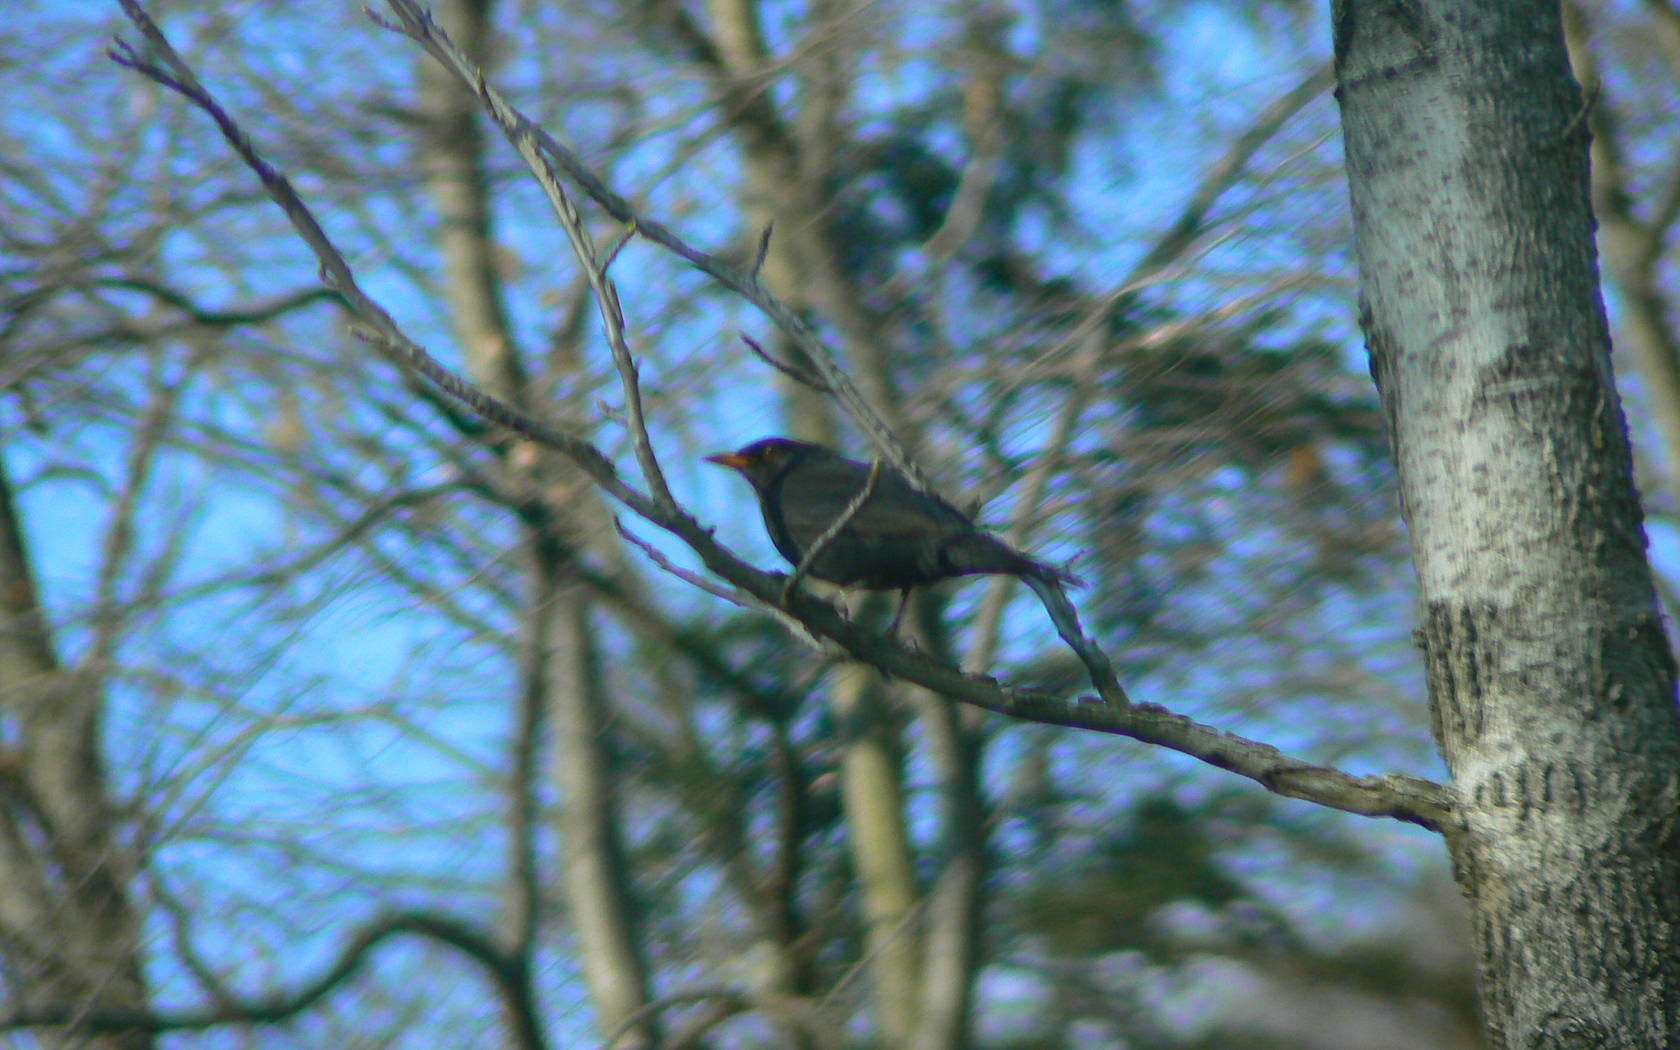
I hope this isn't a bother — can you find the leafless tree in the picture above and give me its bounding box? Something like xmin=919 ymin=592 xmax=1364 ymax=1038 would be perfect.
xmin=11 ymin=1 xmax=1669 ymax=1048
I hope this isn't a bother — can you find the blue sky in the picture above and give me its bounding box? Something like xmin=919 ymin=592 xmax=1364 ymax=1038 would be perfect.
xmin=7 ymin=0 xmax=1666 ymax=1045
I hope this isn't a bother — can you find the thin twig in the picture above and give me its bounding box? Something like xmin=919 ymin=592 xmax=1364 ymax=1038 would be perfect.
xmin=601 ymin=220 xmax=639 ymax=272
xmin=403 ymin=14 xmax=675 ymax=513
xmin=783 ymin=458 xmax=882 ymax=602
xmin=966 ymin=66 xmax=1336 ymax=698
xmin=740 ymin=333 xmax=831 ymax=393
xmin=1549 ymin=75 xmax=1600 ymax=149
xmin=370 ymin=0 xmax=930 ymax=492
xmin=613 ymin=518 xmax=744 ymax=607
xmin=750 ymin=221 xmax=774 ymax=281
xmin=109 ymin=14 xmax=623 ymax=501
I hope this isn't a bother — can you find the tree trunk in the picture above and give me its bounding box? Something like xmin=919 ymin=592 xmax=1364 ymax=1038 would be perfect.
xmin=0 ymin=459 xmax=152 ymax=1050
xmin=909 ymin=694 xmax=983 ymax=1050
xmin=1332 ymin=2 xmax=1680 ymax=1047
xmin=541 ymin=544 xmax=656 ymax=1048
xmin=832 ymin=668 xmax=924 ymax=1046
xmin=415 ymin=3 xmax=653 ymax=1043
xmin=1560 ymin=0 xmax=1680 ymax=500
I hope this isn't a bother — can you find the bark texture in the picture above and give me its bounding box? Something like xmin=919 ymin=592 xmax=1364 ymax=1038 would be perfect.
xmin=0 ymin=460 xmax=152 ymax=1050
xmin=1332 ymin=2 xmax=1680 ymax=1047
xmin=1561 ymin=1 xmax=1680 ymax=499
xmin=832 ymin=669 xmax=923 ymax=1045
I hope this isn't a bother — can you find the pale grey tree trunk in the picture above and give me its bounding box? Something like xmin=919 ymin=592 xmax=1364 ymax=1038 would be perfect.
xmin=415 ymin=3 xmax=655 ymax=1045
xmin=909 ymin=696 xmax=983 ymax=1050
xmin=1332 ymin=2 xmax=1680 ymax=1047
xmin=542 ymin=560 xmax=655 ymax=1047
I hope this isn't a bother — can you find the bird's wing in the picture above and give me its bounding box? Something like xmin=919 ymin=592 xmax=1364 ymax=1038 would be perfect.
xmin=778 ymin=461 xmax=968 ymax=544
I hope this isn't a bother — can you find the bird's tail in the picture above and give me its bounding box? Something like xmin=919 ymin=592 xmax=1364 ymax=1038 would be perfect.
xmin=943 ymin=533 xmax=1083 ymax=588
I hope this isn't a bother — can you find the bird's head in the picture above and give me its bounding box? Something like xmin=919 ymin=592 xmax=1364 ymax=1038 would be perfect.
xmin=703 ymin=437 xmax=813 ymax=489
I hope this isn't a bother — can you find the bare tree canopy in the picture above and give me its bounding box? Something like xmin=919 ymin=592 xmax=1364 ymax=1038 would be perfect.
xmin=2 ymin=0 xmax=1675 ymax=1048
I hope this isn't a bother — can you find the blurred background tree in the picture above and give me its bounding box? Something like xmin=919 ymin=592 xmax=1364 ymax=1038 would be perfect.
xmin=4 ymin=0 xmax=1675 ymax=1047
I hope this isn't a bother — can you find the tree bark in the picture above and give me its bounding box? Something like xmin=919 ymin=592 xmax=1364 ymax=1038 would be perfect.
xmin=1561 ymin=1 xmax=1680 ymax=500
xmin=414 ymin=3 xmax=654 ymax=1044
xmin=541 ymin=544 xmax=656 ymax=1048
xmin=1332 ymin=2 xmax=1680 ymax=1047
xmin=831 ymin=667 xmax=923 ymax=1047
xmin=0 ymin=458 xmax=152 ymax=1050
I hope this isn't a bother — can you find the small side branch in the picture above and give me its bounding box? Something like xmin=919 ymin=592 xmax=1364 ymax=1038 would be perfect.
xmin=740 ymin=333 xmax=832 ymax=394
xmin=1021 ymin=575 xmax=1130 ymax=705
xmin=374 ymin=9 xmax=677 ymax=513
xmin=370 ymin=0 xmax=930 ymax=491
xmin=784 ymin=459 xmax=881 ymax=601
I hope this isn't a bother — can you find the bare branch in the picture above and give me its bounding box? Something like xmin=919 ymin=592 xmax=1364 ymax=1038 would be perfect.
xmin=750 ymin=221 xmax=774 ymax=281
xmin=740 ymin=333 xmax=831 ymax=393
xmin=601 ymin=220 xmax=639 ymax=273
xmin=0 ymin=910 xmax=546 ymax=1050
xmin=418 ymin=33 xmax=677 ymax=512
xmin=369 ymin=0 xmax=931 ymax=491
xmin=613 ymin=518 xmax=747 ymax=608
xmin=598 ymin=985 xmax=845 ymax=1050
xmin=2 ymin=276 xmax=341 ymax=329
xmin=108 ymin=0 xmax=1456 ymax=833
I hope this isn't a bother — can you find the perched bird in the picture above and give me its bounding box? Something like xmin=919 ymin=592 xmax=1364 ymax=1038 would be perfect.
xmin=706 ymin=437 xmax=1126 ymax=703
xmin=704 ymin=437 xmax=1078 ymax=596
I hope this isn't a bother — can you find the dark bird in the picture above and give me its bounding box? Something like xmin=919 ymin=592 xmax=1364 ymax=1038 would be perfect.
xmin=704 ymin=437 xmax=1078 ymax=595
xmin=705 ymin=437 xmax=1126 ymax=703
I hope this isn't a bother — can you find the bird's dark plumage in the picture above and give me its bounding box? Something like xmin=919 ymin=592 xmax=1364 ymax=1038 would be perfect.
xmin=704 ymin=437 xmax=1078 ymax=592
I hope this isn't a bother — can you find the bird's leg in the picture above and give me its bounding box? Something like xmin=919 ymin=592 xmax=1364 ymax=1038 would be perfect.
xmin=887 ymin=588 xmax=913 ymax=638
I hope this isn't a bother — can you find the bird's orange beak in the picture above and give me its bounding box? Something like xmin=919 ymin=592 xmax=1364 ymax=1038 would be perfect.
xmin=704 ymin=451 xmax=752 ymax=471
